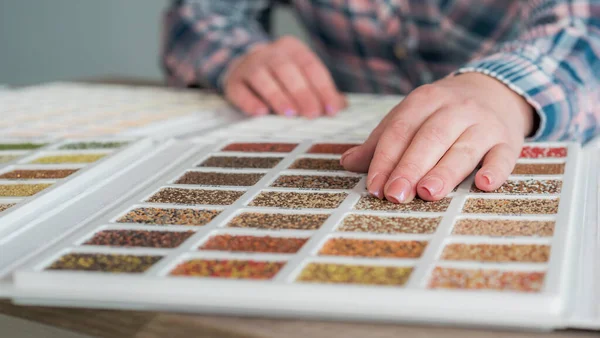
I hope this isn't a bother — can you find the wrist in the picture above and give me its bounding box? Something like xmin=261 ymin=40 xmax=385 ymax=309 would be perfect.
xmin=451 ymin=72 xmax=536 ymax=137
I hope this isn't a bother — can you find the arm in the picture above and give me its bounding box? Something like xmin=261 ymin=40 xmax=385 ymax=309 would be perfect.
xmin=457 ymin=0 xmax=600 ymax=143
xmin=161 ymin=0 xmax=271 ymax=90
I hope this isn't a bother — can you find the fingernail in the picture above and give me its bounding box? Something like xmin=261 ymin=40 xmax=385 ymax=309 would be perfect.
xmin=326 ymin=105 xmax=337 ymax=116
xmin=420 ymin=177 xmax=444 ymax=197
xmin=284 ymin=109 xmax=296 ymax=117
xmin=367 ymin=174 xmax=386 ymax=199
xmin=481 ymin=171 xmax=493 ymax=185
xmin=386 ymin=177 xmax=412 ymax=203
xmin=340 ymin=147 xmax=358 ymax=165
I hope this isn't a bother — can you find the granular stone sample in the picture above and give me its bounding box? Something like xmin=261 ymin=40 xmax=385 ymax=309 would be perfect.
xmin=0 ymin=204 xmax=15 ymax=212
xmin=520 ymin=146 xmax=567 ymax=158
xmin=59 ymin=141 xmax=128 ymax=150
xmin=463 ymin=198 xmax=559 ymax=215
xmin=47 ymin=253 xmax=161 ymax=273
xmin=512 ymin=163 xmax=565 ymax=175
xmin=117 ymin=207 xmax=221 ymax=226
xmin=307 ymin=143 xmax=360 ymax=154
xmin=222 ymin=143 xmax=297 ymax=153
xmin=429 ymin=268 xmax=545 ymax=292
xmin=297 ymin=263 xmax=413 ymax=286
xmin=199 ymin=156 xmax=282 ymax=169
xmin=200 ymin=234 xmax=308 ymax=253
xmin=354 ymin=196 xmax=451 ymax=212
xmin=0 ymin=169 xmax=78 ymax=179
xmin=0 ymin=155 xmax=20 ymax=163
xmin=170 ymin=259 xmax=285 ymax=279
xmin=249 ymin=191 xmax=347 ymax=209
xmin=453 ymin=219 xmax=555 ymax=237
xmin=289 ymin=158 xmax=345 ymax=171
xmin=228 ymin=212 xmax=329 ymax=230
xmin=30 ymin=154 xmax=106 ymax=164
xmin=340 ymin=215 xmax=441 ymax=234
xmin=0 ymin=184 xmax=52 ymax=196
xmin=84 ymin=230 xmax=194 ymax=248
xmin=147 ymin=188 xmax=244 ymax=205
xmin=441 ymin=243 xmax=550 ymax=263
xmin=174 ymin=172 xmax=264 ymax=186
xmin=270 ymin=175 xmax=360 ymax=190
xmin=0 ymin=143 xmax=46 ymax=150
xmin=470 ymin=180 xmax=562 ymax=195
xmin=319 ymin=238 xmax=427 ymax=258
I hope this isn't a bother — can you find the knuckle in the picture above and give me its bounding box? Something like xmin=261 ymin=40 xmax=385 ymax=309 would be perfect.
xmin=372 ymin=148 xmax=398 ymax=167
xmin=411 ymin=84 xmax=442 ymax=100
xmin=395 ymin=161 xmax=424 ymax=181
xmin=421 ymin=125 xmax=450 ymax=145
xmin=452 ymin=143 xmax=480 ymax=163
xmin=458 ymin=98 xmax=479 ymax=110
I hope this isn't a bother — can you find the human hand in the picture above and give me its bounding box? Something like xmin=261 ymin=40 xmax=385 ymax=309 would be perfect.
xmin=341 ymin=73 xmax=535 ymax=203
xmin=223 ymin=36 xmax=346 ymax=118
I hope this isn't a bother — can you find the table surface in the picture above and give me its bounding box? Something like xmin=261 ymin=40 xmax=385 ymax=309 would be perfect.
xmin=1 ymin=78 xmax=598 ymax=338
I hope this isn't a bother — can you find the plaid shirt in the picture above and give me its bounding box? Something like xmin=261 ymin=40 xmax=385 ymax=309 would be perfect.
xmin=162 ymin=0 xmax=600 ymax=142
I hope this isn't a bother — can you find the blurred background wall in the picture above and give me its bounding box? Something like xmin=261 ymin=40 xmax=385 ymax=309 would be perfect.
xmin=0 ymin=1 xmax=309 ymax=86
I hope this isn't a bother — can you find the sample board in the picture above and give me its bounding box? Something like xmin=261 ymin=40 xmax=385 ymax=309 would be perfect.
xmin=4 ymin=138 xmax=598 ymax=330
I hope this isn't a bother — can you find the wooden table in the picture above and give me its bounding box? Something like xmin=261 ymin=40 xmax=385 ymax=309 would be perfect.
xmin=1 ymin=79 xmax=597 ymax=337
xmin=0 ymin=300 xmax=597 ymax=338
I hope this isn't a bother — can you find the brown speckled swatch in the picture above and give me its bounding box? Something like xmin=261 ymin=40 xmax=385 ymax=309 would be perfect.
xmin=0 ymin=184 xmax=52 ymax=196
xmin=340 ymin=214 xmax=441 ymax=234
xmin=429 ymin=268 xmax=545 ymax=292
xmin=249 ymin=191 xmax=347 ymax=209
xmin=512 ymin=163 xmax=565 ymax=175
xmin=175 ymin=172 xmax=264 ymax=186
xmin=199 ymin=156 xmax=282 ymax=169
xmin=117 ymin=207 xmax=221 ymax=226
xmin=46 ymin=253 xmax=161 ymax=273
xmin=147 ymin=188 xmax=244 ymax=205
xmin=222 ymin=143 xmax=297 ymax=153
xmin=228 ymin=212 xmax=329 ymax=230
xmin=307 ymin=143 xmax=360 ymax=154
xmin=453 ymin=219 xmax=555 ymax=237
xmin=463 ymin=198 xmax=559 ymax=215
xmin=441 ymin=243 xmax=550 ymax=263
xmin=319 ymin=238 xmax=427 ymax=258
xmin=270 ymin=175 xmax=360 ymax=190
xmin=200 ymin=235 xmax=308 ymax=253
xmin=289 ymin=158 xmax=345 ymax=171
xmin=471 ymin=180 xmax=562 ymax=194
xmin=355 ymin=196 xmax=451 ymax=212
xmin=84 ymin=230 xmax=194 ymax=248
xmin=0 ymin=169 xmax=78 ymax=179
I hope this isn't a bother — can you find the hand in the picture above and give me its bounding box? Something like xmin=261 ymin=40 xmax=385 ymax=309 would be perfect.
xmin=223 ymin=36 xmax=346 ymax=118
xmin=341 ymin=73 xmax=535 ymax=203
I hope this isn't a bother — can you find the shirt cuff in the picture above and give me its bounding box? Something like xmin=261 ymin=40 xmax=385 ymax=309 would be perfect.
xmin=455 ymin=52 xmax=571 ymax=141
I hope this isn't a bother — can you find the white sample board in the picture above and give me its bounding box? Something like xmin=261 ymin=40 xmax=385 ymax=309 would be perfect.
xmin=1 ymin=138 xmax=597 ymax=330
xmin=0 ymin=82 xmax=238 ymax=139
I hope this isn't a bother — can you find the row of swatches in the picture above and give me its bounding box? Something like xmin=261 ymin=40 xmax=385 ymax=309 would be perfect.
xmin=42 ymin=141 xmax=567 ymax=293
xmin=0 ymin=140 xmax=130 ymax=215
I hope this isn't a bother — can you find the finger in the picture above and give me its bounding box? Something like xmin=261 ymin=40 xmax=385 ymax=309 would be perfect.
xmin=279 ymin=37 xmax=345 ymax=115
xmin=225 ymin=82 xmax=269 ymax=116
xmin=244 ymin=68 xmax=297 ymax=117
xmin=341 ymin=85 xmax=446 ymax=176
xmin=268 ymin=56 xmax=322 ymax=117
xmin=416 ymin=125 xmax=498 ymax=201
xmin=383 ymin=104 xmax=475 ymax=203
xmin=475 ymin=143 xmax=520 ymax=191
